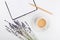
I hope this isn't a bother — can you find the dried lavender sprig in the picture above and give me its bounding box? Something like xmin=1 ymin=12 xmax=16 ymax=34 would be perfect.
xmin=5 ymin=20 xmax=37 ymax=40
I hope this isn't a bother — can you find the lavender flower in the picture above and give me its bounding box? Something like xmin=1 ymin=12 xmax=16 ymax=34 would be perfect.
xmin=5 ymin=20 xmax=37 ymax=40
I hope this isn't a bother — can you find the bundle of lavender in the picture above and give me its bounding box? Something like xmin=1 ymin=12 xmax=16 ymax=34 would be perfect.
xmin=4 ymin=20 xmax=37 ymax=40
